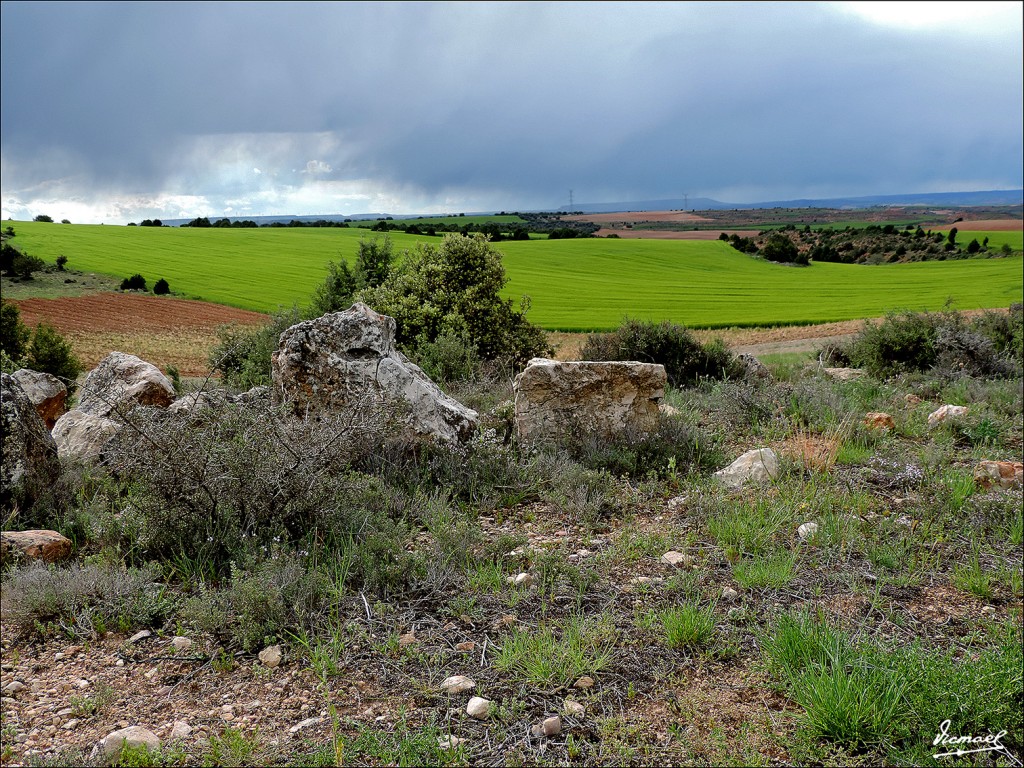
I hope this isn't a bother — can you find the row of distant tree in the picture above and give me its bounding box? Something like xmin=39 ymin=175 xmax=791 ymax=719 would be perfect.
xmin=720 ymin=223 xmax=1011 ymax=266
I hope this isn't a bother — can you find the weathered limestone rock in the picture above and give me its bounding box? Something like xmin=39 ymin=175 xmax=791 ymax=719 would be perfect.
xmin=0 ymin=530 xmax=73 ymax=564
xmin=97 ymin=725 xmax=160 ymax=764
xmin=168 ymin=389 xmax=233 ymax=416
xmin=863 ymin=412 xmax=895 ymax=430
xmin=1 ymin=373 xmax=60 ymax=510
xmin=271 ymin=303 xmax=477 ymax=443
xmin=714 ymin=448 xmax=779 ymax=489
xmin=737 ymin=354 xmax=772 ymax=382
xmin=77 ymin=352 xmax=175 ymax=418
xmin=513 ymin=358 xmax=666 ymax=444
xmin=11 ymin=369 xmax=67 ymax=429
xmin=823 ymin=367 xmax=865 ymax=381
xmin=927 ymin=404 xmax=968 ymax=427
xmin=974 ymin=460 xmax=1023 ymax=491
xmin=51 ymin=410 xmax=121 ymax=463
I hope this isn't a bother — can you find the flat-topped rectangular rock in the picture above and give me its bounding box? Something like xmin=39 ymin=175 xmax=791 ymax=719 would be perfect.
xmin=513 ymin=358 xmax=666 ymax=444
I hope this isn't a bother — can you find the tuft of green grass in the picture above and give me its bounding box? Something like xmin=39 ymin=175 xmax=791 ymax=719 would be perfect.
xmin=951 ymin=551 xmax=994 ymax=600
xmin=762 ymin=612 xmax=1024 ymax=760
xmin=493 ymin=615 xmax=615 ymax=688
xmin=732 ymin=551 xmax=797 ymax=589
xmin=655 ymin=602 xmax=717 ymax=650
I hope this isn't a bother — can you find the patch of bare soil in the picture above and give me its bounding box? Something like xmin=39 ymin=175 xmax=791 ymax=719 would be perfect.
xmin=563 ymin=211 xmax=714 ymax=225
xmin=595 ymin=229 xmax=754 ymax=240
xmin=0 ymin=628 xmax=410 ymax=765
xmin=10 ymin=293 xmax=268 ymax=377
xmin=933 ymin=219 xmax=1022 ymax=231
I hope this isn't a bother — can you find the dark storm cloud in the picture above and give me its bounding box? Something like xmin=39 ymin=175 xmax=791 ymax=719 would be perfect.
xmin=1 ymin=1 xmax=1021 ymax=221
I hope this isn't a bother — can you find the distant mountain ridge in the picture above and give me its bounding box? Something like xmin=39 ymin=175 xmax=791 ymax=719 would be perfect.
xmin=558 ymin=189 xmax=1024 ymax=213
xmin=160 ymin=189 xmax=1023 ymax=226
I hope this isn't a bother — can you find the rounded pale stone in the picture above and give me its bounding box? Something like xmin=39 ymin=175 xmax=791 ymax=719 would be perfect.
xmin=441 ymin=675 xmax=475 ymax=694
xmin=466 ymin=696 xmax=491 ymax=719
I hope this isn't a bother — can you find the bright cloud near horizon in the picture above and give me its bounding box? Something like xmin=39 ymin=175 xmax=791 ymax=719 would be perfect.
xmin=1 ymin=1 xmax=1021 ymax=224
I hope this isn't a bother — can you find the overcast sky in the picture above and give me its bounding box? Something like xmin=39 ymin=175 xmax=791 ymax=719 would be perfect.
xmin=2 ymin=1 xmax=1021 ymax=224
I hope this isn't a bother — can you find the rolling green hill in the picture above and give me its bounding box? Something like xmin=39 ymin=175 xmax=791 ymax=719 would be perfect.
xmin=6 ymin=221 xmax=1022 ymax=330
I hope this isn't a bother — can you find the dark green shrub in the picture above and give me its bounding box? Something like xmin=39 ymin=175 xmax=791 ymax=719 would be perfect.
xmin=311 ymin=235 xmax=393 ymax=316
xmin=12 ymin=252 xmax=45 ymax=279
xmin=26 ymin=322 xmax=83 ymax=392
xmin=581 ymin=318 xmax=740 ymax=388
xmin=153 ymin=278 xmax=170 ymax=295
xmin=845 ymin=311 xmax=939 ymax=377
xmin=209 ymin=307 xmax=304 ymax=389
xmin=843 ymin=309 xmax=1021 ymax=379
xmin=119 ymin=274 xmax=147 ymax=291
xmin=0 ymin=243 xmax=18 ymax=273
xmin=1 ymin=299 xmax=30 ymax=363
xmin=760 ymin=232 xmax=807 ymax=265
xmin=55 ymin=254 xmax=68 ymax=271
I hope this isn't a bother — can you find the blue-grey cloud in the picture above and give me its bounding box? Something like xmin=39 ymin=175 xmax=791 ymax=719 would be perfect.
xmin=1 ymin=1 xmax=1021 ymax=222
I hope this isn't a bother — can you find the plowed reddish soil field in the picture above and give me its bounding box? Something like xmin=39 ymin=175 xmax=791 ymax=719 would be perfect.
xmin=563 ymin=211 xmax=714 ymax=224
xmin=11 ymin=293 xmax=268 ymax=377
xmin=934 ymin=219 xmax=1022 ymax=231
xmin=594 ymin=228 xmax=754 ymax=239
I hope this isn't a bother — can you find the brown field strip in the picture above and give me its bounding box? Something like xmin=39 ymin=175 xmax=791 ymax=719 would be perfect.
xmin=11 ymin=293 xmax=268 ymax=377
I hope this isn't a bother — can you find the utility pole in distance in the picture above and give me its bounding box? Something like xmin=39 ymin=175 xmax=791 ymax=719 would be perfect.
xmin=569 ymin=189 xmax=574 ymax=211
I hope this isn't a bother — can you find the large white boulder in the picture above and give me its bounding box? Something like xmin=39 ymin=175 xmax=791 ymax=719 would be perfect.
xmin=513 ymin=358 xmax=666 ymax=444
xmin=271 ymin=303 xmax=478 ymax=443
xmin=51 ymin=410 xmax=122 ymax=463
xmin=77 ymin=352 xmax=175 ymax=417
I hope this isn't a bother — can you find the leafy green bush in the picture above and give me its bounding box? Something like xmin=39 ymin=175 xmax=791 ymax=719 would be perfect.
xmin=12 ymin=252 xmax=46 ymax=279
xmin=209 ymin=306 xmax=304 ymax=389
xmin=0 ymin=302 xmax=82 ymax=390
xmin=760 ymin=232 xmax=808 ymax=265
xmin=26 ymin=322 xmax=83 ymax=392
xmin=405 ymin=326 xmax=481 ymax=385
xmin=358 ymin=233 xmax=550 ymax=369
xmin=581 ymin=318 xmax=740 ymax=387
xmin=1 ymin=299 xmax=30 ymax=363
xmin=153 ymin=278 xmax=170 ymax=295
xmin=311 ymin=235 xmax=393 ymax=316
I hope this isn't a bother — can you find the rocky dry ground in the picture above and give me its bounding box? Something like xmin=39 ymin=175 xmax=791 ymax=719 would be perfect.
xmin=2 ymin=491 xmax=1017 ymax=767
